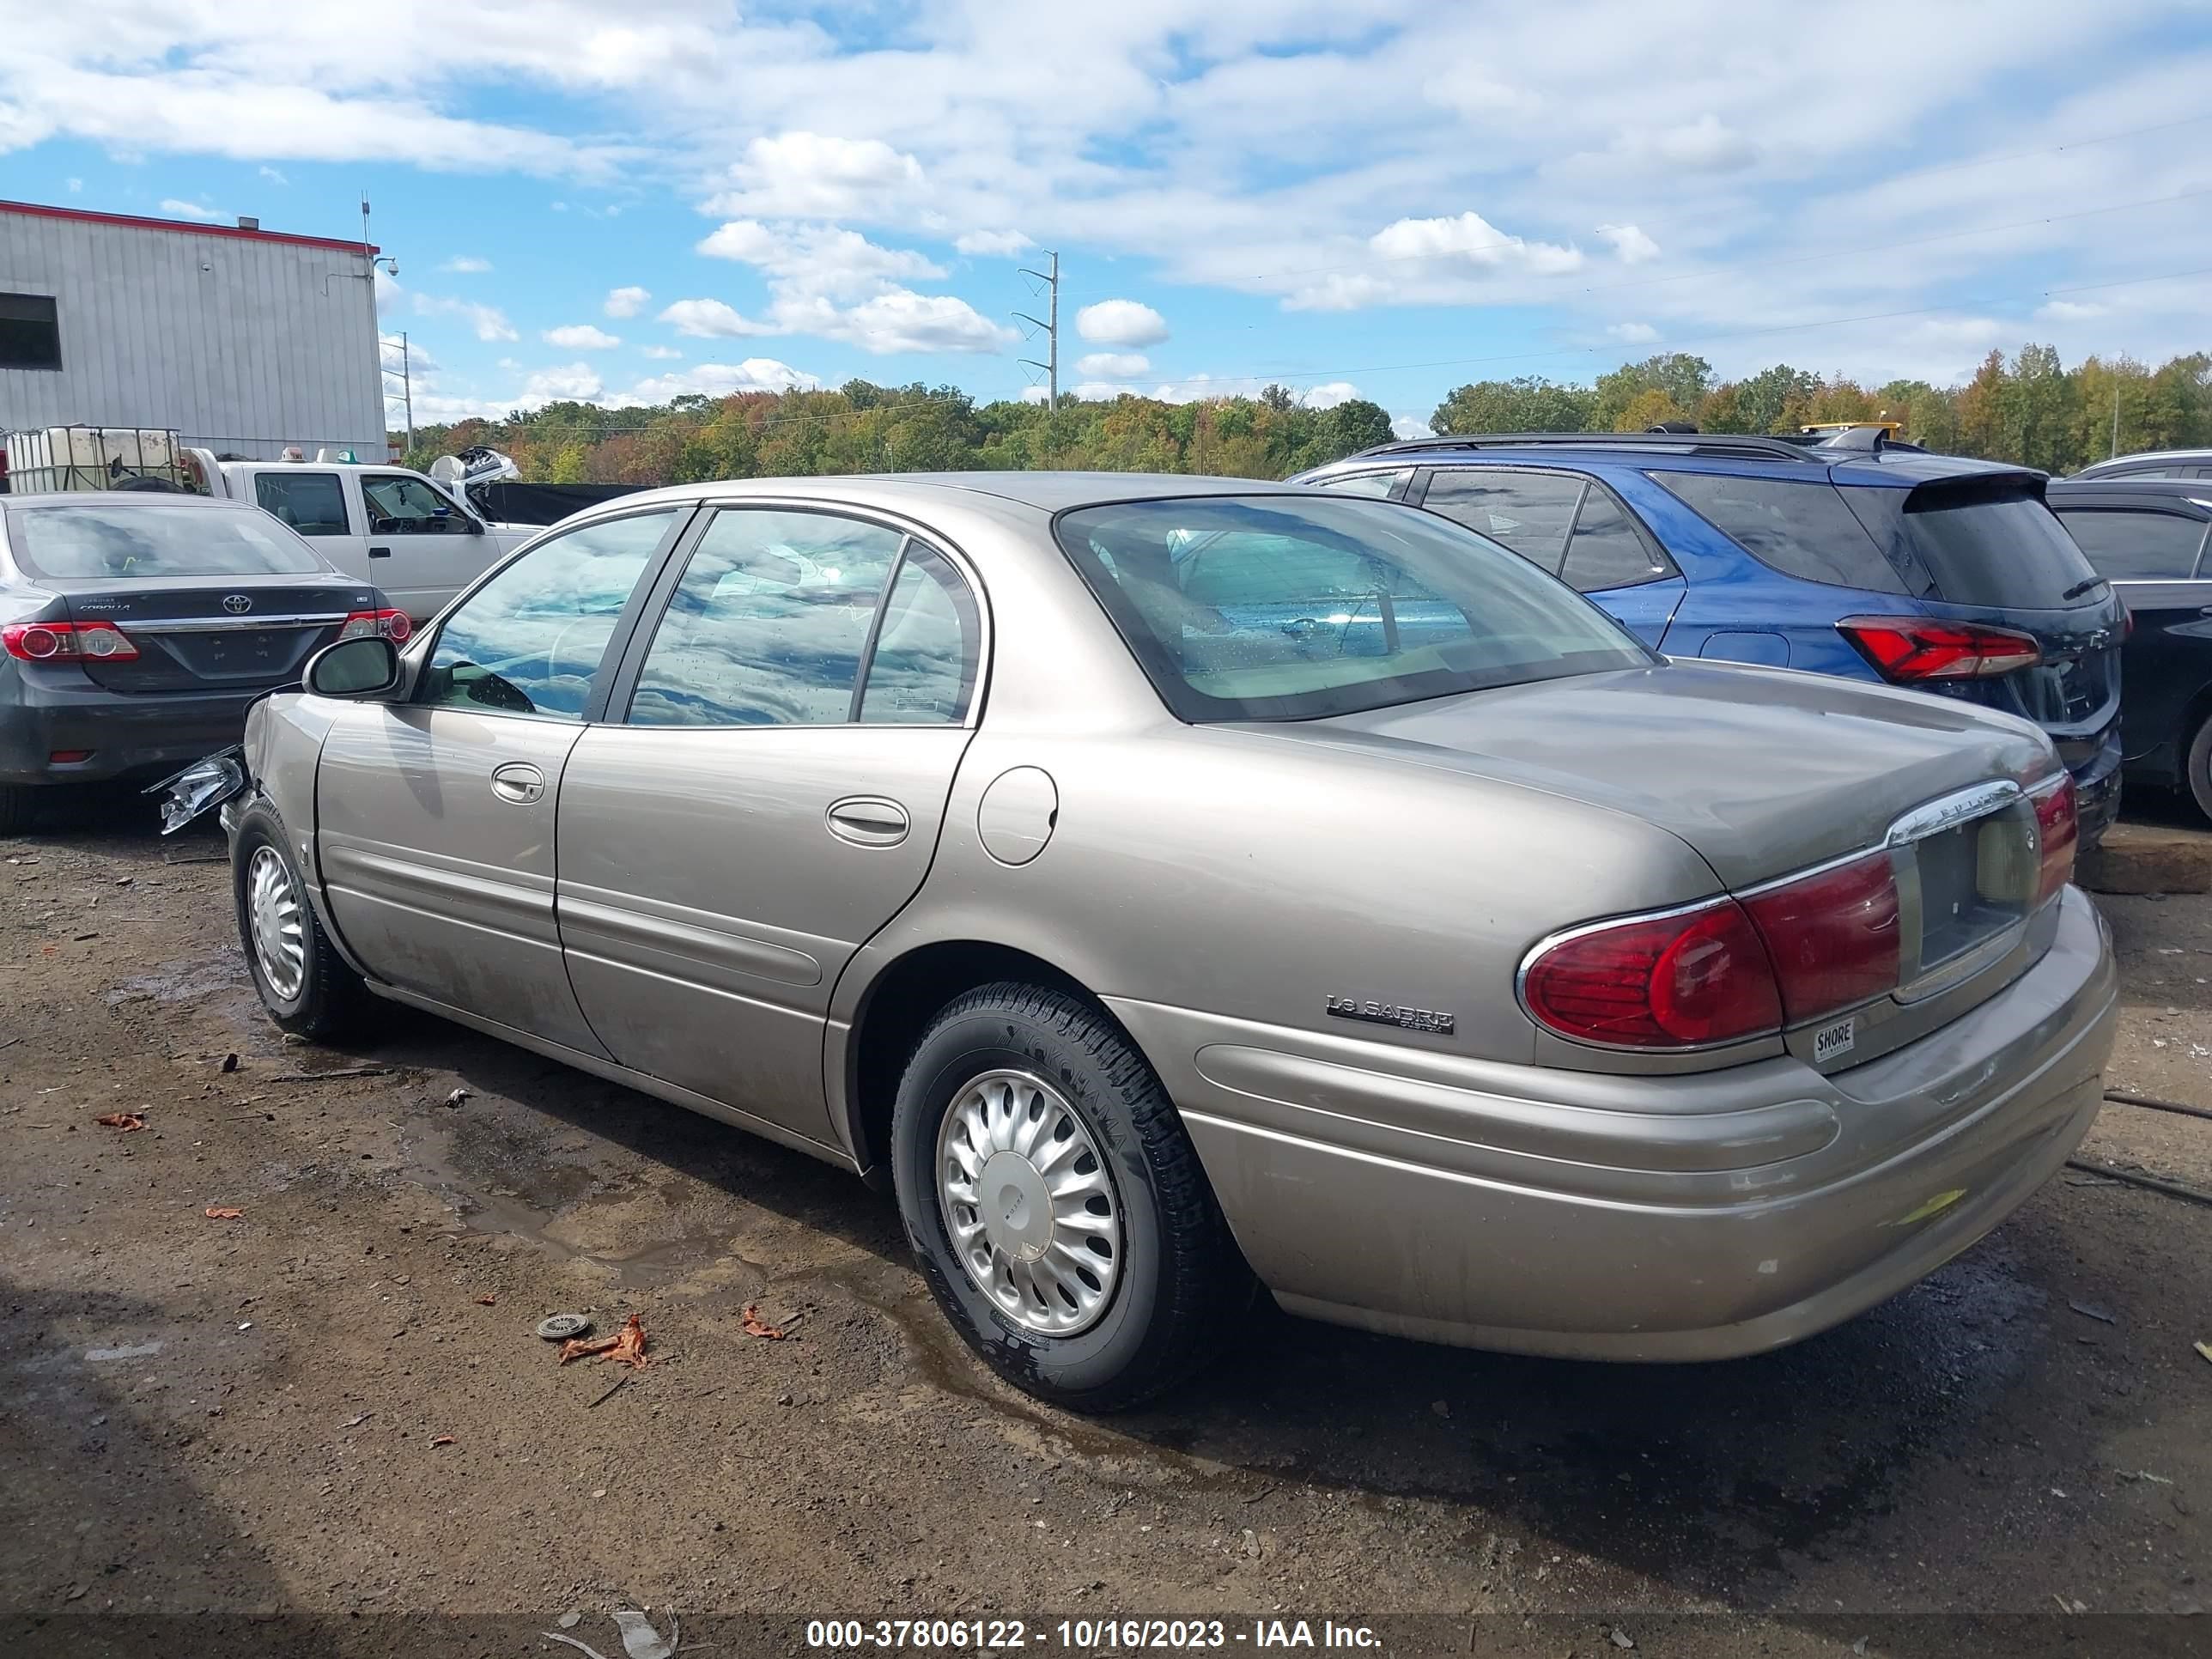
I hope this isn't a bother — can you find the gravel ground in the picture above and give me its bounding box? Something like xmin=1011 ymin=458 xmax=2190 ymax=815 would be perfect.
xmin=2 ymin=790 xmax=2207 ymax=1658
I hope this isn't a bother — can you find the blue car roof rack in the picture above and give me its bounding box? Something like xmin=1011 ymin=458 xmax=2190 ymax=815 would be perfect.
xmin=1351 ymin=431 xmax=1818 ymax=465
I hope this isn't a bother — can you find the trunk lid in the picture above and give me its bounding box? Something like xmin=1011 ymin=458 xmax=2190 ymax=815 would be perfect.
xmin=1253 ymin=660 xmax=2054 ymax=890
xmin=55 ymin=574 xmax=380 ymax=692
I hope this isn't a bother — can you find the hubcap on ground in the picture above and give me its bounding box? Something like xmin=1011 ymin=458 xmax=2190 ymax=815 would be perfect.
xmin=936 ymin=1069 xmax=1121 ymax=1336
xmin=246 ymin=844 xmax=306 ymax=1002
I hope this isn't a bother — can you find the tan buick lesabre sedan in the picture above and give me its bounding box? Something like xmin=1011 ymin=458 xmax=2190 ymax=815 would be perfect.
xmin=216 ymin=474 xmax=2117 ymax=1409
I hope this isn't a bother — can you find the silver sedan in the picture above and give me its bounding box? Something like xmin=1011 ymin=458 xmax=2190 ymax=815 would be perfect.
xmin=220 ymin=474 xmax=2118 ymax=1409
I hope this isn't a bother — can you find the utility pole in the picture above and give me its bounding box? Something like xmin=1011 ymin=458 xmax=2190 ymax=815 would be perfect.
xmin=1015 ymin=250 xmax=1059 ymax=413
xmin=2112 ymin=383 xmax=2121 ymax=460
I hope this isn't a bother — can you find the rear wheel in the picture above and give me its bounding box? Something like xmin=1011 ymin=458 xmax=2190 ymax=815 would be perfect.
xmin=2187 ymin=716 xmax=2212 ymax=823
xmin=890 ymin=981 xmax=1250 ymax=1412
xmin=232 ymin=806 xmax=366 ymax=1038
xmin=0 ymin=784 xmax=33 ymax=836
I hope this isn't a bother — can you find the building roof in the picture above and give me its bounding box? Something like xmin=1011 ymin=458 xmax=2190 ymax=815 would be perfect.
xmin=0 ymin=199 xmax=374 ymax=256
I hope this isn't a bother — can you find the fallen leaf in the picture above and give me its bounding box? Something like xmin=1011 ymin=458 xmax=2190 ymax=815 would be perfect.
xmin=430 ymin=1434 xmax=455 ymax=1447
xmin=559 ymin=1310 xmax=650 ymax=1369
xmin=474 ymin=1294 xmax=497 ymax=1306
xmin=204 ymin=1206 xmax=243 ymax=1220
xmin=741 ymin=1304 xmax=787 ymax=1340
xmin=94 ymin=1112 xmax=146 ymax=1133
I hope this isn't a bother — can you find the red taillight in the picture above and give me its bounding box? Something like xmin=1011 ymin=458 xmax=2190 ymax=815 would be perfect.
xmin=1837 ymin=616 xmax=2042 ymax=682
xmin=1741 ymin=851 xmax=1901 ymax=1023
xmin=340 ymin=608 xmax=412 ymax=643
xmin=1522 ymin=899 xmax=1784 ymax=1048
xmin=2032 ymin=774 xmax=2077 ymax=907
xmin=1 ymin=620 xmax=141 ymax=662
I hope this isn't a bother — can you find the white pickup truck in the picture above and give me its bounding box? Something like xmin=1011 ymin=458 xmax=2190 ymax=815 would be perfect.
xmin=206 ymin=458 xmax=535 ymax=620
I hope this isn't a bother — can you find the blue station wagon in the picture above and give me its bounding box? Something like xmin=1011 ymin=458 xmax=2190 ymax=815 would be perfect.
xmin=1296 ymin=430 xmax=2126 ymax=844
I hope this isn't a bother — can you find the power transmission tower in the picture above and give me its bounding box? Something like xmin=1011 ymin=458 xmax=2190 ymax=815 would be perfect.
xmin=1015 ymin=250 xmax=1059 ymax=412
xmin=382 ymin=331 xmax=414 ymax=455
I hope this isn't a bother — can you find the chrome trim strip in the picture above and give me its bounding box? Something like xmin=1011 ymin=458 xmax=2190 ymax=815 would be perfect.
xmin=125 ymin=612 xmax=349 ymax=635
xmin=1885 ymin=779 xmax=2021 ymax=846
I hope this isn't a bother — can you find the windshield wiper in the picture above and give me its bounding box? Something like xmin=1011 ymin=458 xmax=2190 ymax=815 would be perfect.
xmin=2060 ymin=575 xmax=2107 ymax=601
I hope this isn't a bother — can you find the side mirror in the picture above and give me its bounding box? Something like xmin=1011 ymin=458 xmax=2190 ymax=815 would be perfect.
xmin=464 ymin=515 xmax=485 ymax=536
xmin=305 ymin=635 xmax=401 ymax=699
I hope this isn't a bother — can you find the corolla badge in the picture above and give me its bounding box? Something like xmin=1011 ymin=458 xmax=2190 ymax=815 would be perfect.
xmin=222 ymin=593 xmax=254 ymax=615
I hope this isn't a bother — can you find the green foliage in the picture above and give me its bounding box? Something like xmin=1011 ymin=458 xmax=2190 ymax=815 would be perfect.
xmin=392 ymin=350 xmax=2212 ymax=489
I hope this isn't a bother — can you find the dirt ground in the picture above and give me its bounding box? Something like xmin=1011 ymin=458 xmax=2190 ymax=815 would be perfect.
xmin=3 ymin=787 xmax=2208 ymax=1659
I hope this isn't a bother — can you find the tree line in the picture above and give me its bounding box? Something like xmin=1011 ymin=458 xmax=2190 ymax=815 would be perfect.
xmin=397 ymin=344 xmax=2212 ymax=485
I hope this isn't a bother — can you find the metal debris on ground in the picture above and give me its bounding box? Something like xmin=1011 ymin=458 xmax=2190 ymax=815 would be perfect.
xmin=264 ymin=1066 xmax=396 ymax=1084
xmin=1609 ymin=1630 xmax=1635 ymax=1650
xmin=559 ymin=1311 xmax=650 ymax=1368
xmin=2069 ymin=1300 xmax=2117 ymax=1323
xmin=204 ymin=1206 xmax=243 ymax=1220
xmin=443 ymin=1086 xmax=471 ymax=1108
xmin=741 ymin=1304 xmax=788 ymax=1340
xmin=536 ymin=1314 xmax=592 ymax=1341
xmin=94 ymin=1112 xmax=146 ymax=1133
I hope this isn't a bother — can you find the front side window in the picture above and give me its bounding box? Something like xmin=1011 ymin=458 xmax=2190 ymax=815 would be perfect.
xmin=2053 ymin=508 xmax=2208 ymax=581
xmin=254 ymin=471 xmax=350 ymax=537
xmin=5 ymin=502 xmax=322 ymax=579
xmin=627 ymin=509 xmax=910 ymax=727
xmin=362 ymin=473 xmax=470 ymax=534
xmin=1419 ymin=471 xmax=1586 ymax=571
xmin=419 ymin=510 xmax=677 ymax=720
xmin=0 ymin=292 xmax=60 ymax=371
xmin=1054 ymin=495 xmax=1650 ymax=722
xmin=1654 ymin=471 xmax=1908 ymax=594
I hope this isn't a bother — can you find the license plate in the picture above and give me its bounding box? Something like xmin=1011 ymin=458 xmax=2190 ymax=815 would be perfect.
xmin=1813 ymin=1015 xmax=1856 ymax=1066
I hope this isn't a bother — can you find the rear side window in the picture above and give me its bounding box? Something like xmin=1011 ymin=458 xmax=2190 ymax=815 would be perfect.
xmin=1653 ymin=471 xmax=1907 ymax=594
xmin=1849 ymin=479 xmax=2101 ymax=608
xmin=1559 ymin=489 xmax=1674 ymax=592
xmin=5 ymin=502 xmax=324 ymax=579
xmin=2051 ymin=507 xmax=2207 ymax=581
xmin=254 ymin=471 xmax=349 ymax=537
xmin=1419 ymin=471 xmax=1584 ymax=571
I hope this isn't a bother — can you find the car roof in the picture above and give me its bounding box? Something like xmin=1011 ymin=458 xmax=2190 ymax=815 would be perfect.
xmin=581 ymin=471 xmax=1316 ymax=519
xmin=2075 ymin=449 xmax=2212 ymax=472
xmin=1322 ymin=434 xmax=2031 ymax=490
xmin=2046 ymin=477 xmax=2212 ymax=507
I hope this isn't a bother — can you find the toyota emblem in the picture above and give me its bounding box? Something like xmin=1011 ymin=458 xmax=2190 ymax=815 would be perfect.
xmin=222 ymin=594 xmax=253 ymax=615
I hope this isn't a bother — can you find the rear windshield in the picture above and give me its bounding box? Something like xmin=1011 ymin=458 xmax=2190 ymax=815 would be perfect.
xmin=1054 ymin=495 xmax=1652 ymax=722
xmin=1841 ymin=478 xmax=2104 ymax=609
xmin=6 ymin=502 xmax=325 ymax=580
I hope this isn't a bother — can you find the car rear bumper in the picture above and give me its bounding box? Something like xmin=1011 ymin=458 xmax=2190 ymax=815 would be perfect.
xmin=1109 ymin=886 xmax=2116 ymax=1361
xmin=2066 ymin=723 xmax=2123 ymax=848
xmin=0 ymin=670 xmax=266 ymax=786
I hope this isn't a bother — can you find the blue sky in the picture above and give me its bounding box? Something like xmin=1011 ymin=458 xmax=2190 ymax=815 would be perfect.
xmin=5 ymin=1 xmax=2211 ymax=438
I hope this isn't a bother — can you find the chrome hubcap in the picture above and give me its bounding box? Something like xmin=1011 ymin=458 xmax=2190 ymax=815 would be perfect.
xmin=246 ymin=844 xmax=306 ymax=1002
xmin=936 ymin=1070 xmax=1121 ymax=1336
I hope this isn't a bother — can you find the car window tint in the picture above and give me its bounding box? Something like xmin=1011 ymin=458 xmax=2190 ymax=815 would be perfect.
xmin=1418 ymin=471 xmax=1583 ymax=571
xmin=1055 ymin=495 xmax=1650 ymax=723
xmin=1654 ymin=471 xmax=1906 ymax=593
xmin=1311 ymin=470 xmax=1408 ymax=499
xmin=253 ymin=471 xmax=349 ymax=537
xmin=1559 ymin=489 xmax=1670 ymax=592
xmin=420 ymin=510 xmax=676 ymax=720
xmin=628 ymin=509 xmax=904 ymax=726
xmin=857 ymin=547 xmax=979 ymax=724
xmin=362 ymin=473 xmax=467 ymax=534
xmin=5 ymin=502 xmax=324 ymax=579
xmin=2052 ymin=507 xmax=2207 ymax=580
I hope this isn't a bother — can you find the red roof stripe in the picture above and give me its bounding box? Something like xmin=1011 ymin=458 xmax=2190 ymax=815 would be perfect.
xmin=0 ymin=199 xmax=376 ymax=255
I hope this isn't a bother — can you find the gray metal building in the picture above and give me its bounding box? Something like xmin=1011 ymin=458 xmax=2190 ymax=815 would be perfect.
xmin=0 ymin=200 xmax=386 ymax=461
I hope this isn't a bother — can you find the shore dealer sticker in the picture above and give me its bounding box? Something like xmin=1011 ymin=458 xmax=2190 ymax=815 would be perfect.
xmin=1327 ymin=995 xmax=1455 ymax=1035
xmin=1813 ymin=1014 xmax=1856 ymax=1064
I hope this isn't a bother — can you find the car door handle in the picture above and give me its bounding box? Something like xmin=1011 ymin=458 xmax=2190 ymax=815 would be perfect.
xmin=827 ymin=795 xmax=909 ymax=847
xmin=489 ymin=763 xmax=545 ymax=805
xmin=368 ymin=545 xmax=392 ymax=559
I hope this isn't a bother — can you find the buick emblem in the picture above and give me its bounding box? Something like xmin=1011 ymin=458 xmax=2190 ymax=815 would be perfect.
xmin=222 ymin=594 xmax=253 ymax=615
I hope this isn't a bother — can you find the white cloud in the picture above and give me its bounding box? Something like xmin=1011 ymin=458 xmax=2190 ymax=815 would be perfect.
xmin=159 ymin=198 xmax=222 ymax=221
xmin=517 ymin=362 xmax=603 ymax=404
xmin=544 ymin=323 xmax=622 ymax=350
xmin=64 ymin=178 xmax=82 ymax=193
xmin=956 ymin=229 xmax=1032 ymax=257
xmin=697 ymin=220 xmax=944 ymax=298
xmin=611 ymin=358 xmax=822 ymax=404
xmin=1077 ymin=300 xmax=1170 ymax=348
xmin=1607 ymin=321 xmax=1661 ymax=343
xmin=1150 ymin=374 xmax=1218 ymax=404
xmin=659 ymin=298 xmax=777 ymax=338
xmin=1302 ymin=382 xmax=1362 ymax=409
xmin=638 ymin=343 xmax=683 ymax=360
xmin=411 ymin=293 xmax=519 ymax=342
xmin=826 ymin=289 xmax=1013 ymax=355
xmin=604 ymin=285 xmax=650 ymax=318
xmin=1076 ymin=351 xmax=1149 ymax=379
xmin=441 ymin=254 xmax=492 ymax=273
xmin=1613 ymin=112 xmax=1755 ymax=171
xmin=258 ymin=165 xmax=287 ymax=185
xmin=1072 ymin=382 xmax=1131 ymax=401
xmin=1596 ymin=223 xmax=1661 ymax=264
xmin=705 ymin=131 xmax=926 ymax=220
xmin=1370 ymin=211 xmax=1583 ymax=276
xmin=1391 ymin=415 xmax=1433 ymax=441
xmin=2037 ymin=300 xmax=2108 ymax=322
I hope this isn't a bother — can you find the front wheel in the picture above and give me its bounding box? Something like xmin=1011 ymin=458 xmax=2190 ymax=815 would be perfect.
xmin=890 ymin=982 xmax=1250 ymax=1412
xmin=2186 ymin=715 xmax=2212 ymax=823
xmin=232 ymin=805 xmax=366 ymax=1038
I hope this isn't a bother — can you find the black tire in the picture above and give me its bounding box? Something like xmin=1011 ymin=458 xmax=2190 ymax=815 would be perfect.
xmin=0 ymin=783 xmax=33 ymax=836
xmin=2187 ymin=715 xmax=2212 ymax=823
xmin=231 ymin=804 xmax=368 ymax=1039
xmin=890 ymin=981 xmax=1251 ymax=1412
